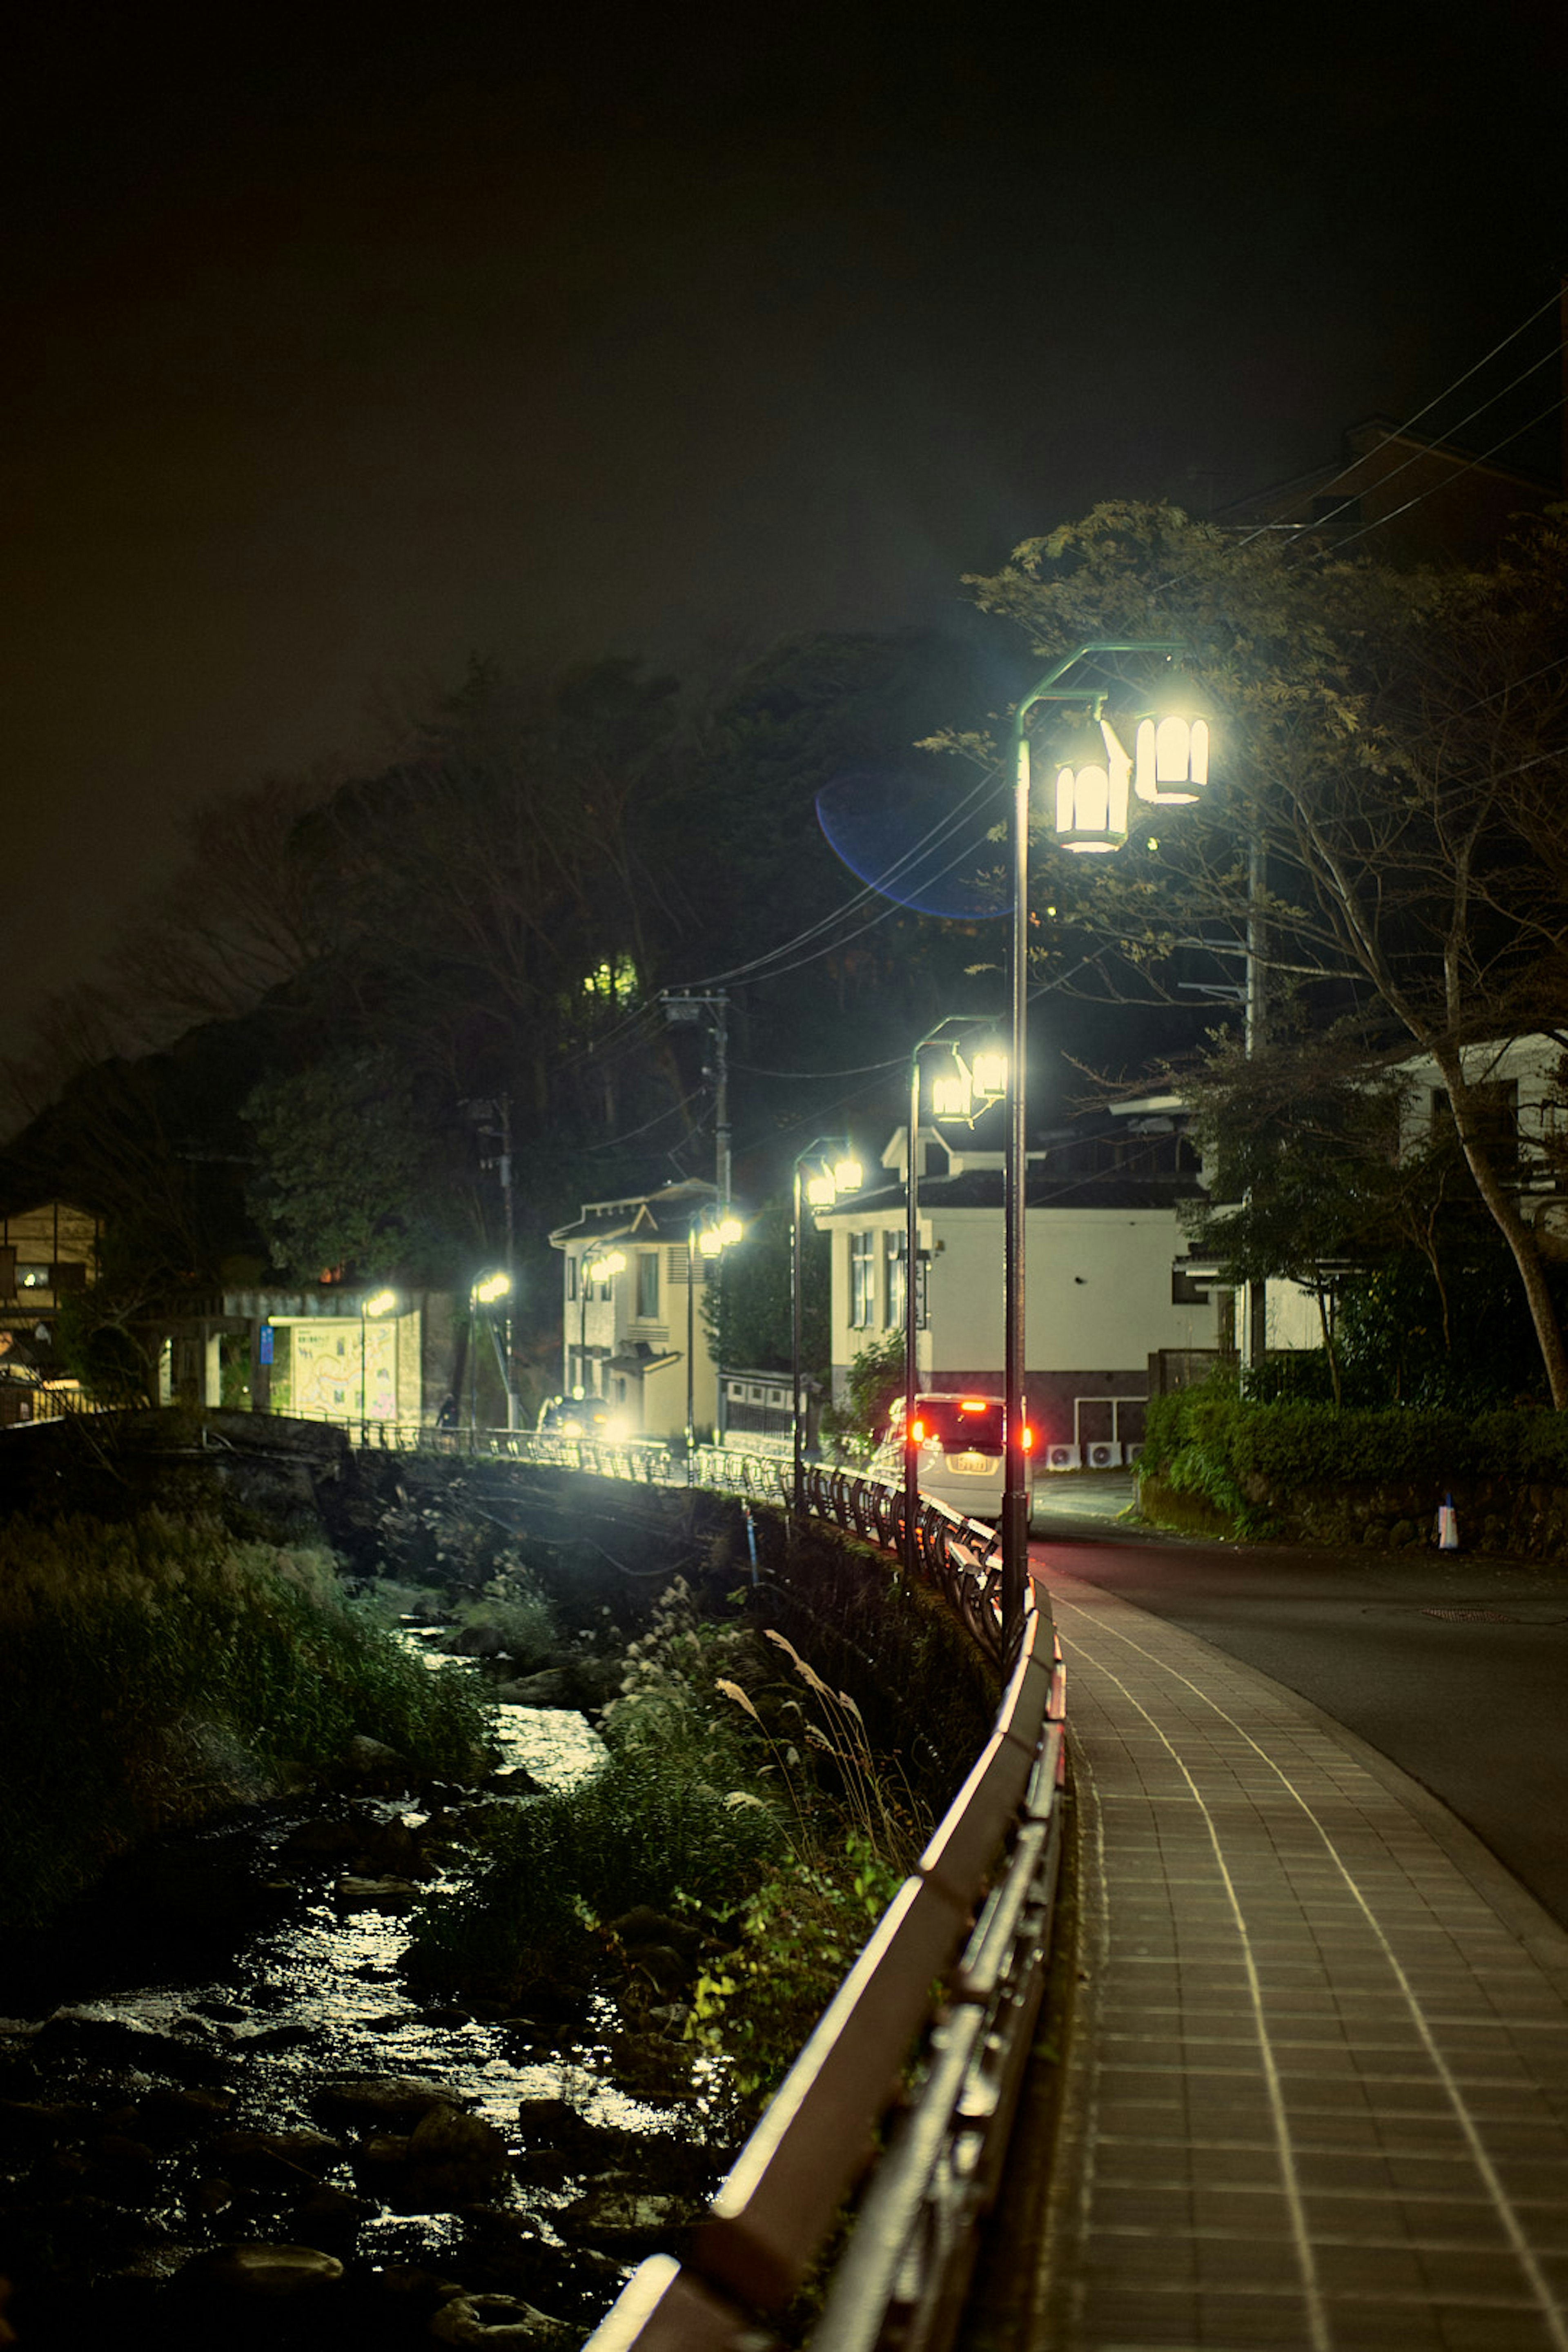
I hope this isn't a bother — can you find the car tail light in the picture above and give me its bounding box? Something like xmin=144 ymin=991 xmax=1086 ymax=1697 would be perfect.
xmin=910 ymin=1418 xmax=926 ymax=1443
xmin=1022 ymin=1425 xmax=1035 ymax=1451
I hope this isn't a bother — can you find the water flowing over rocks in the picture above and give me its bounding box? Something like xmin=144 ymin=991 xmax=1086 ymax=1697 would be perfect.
xmin=0 ymin=1693 xmax=731 ymax=2350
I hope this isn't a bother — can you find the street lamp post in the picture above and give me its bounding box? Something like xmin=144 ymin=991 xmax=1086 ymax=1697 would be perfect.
xmin=1004 ymin=639 xmax=1210 ymax=1650
xmin=579 ymin=1249 xmax=626 ymax=1401
xmin=359 ymin=1287 xmax=398 ymax=1441
xmin=470 ymin=1270 xmax=511 ymax=1435
xmin=686 ymin=1210 xmax=744 ymax=1482
xmin=791 ymin=1139 xmax=862 ymax=1516
xmin=903 ymin=1026 xmax=1006 ymax=1578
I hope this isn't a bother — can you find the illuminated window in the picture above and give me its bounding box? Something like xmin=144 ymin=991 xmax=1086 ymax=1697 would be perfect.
xmin=883 ymin=1231 xmax=906 ymax=1330
xmin=850 ymin=1231 xmax=874 ymax=1329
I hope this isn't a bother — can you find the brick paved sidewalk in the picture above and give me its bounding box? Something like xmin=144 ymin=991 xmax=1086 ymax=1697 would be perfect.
xmin=1002 ymin=1560 xmax=1568 ymax=2352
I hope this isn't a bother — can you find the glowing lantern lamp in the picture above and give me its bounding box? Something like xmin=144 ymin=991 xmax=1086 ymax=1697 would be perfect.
xmin=1052 ymin=713 xmax=1131 ymax=853
xmin=1135 ymin=712 xmax=1210 ymax=804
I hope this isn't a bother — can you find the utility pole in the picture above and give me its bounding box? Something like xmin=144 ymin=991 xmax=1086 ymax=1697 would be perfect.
xmin=663 ymin=989 xmax=733 ymax=1442
xmin=465 ymin=1094 xmax=520 ymax=1430
xmin=661 ymin=990 xmax=731 ymax=1207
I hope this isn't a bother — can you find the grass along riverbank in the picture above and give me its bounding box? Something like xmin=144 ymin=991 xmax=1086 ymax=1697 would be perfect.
xmin=0 ymin=1510 xmax=496 ymax=1932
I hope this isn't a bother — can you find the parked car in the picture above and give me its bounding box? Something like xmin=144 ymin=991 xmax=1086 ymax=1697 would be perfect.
xmin=536 ymin=1394 xmax=634 ymax=1442
xmin=875 ymin=1392 xmax=1034 ymax=1522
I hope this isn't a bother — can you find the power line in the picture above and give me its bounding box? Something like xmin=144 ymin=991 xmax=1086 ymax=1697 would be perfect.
xmin=1297 ymin=337 xmax=1563 ymax=548
xmin=1314 ymin=394 xmax=1564 ymax=561
xmin=1223 ymin=285 xmax=1564 ymax=561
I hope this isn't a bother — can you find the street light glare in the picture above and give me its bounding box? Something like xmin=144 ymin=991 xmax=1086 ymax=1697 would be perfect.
xmin=1052 ymin=713 xmax=1131 ymax=853
xmin=473 ymin=1271 xmax=511 ymax=1304
xmin=363 ymin=1289 xmax=398 ymax=1318
xmin=1134 ymin=714 xmax=1209 ymax=805
xmin=832 ymin=1157 xmax=862 ymax=1194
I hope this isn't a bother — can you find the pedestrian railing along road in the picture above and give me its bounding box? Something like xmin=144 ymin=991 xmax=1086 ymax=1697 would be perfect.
xmin=338 ymin=1417 xmax=1067 ymax=2351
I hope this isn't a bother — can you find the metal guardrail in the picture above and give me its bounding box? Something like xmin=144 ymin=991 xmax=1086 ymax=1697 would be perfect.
xmin=333 ymin=1414 xmax=1067 ymax=2347
xmin=339 ymin=1419 xmax=1012 ymax=1670
xmin=585 ymin=1607 xmax=1066 ymax=2352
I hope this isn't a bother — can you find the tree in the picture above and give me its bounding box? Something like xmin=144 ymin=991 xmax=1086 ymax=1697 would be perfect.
xmin=1182 ymin=1021 xmax=1544 ymax=1405
xmin=702 ymin=1198 xmax=830 ymax=1377
xmin=243 ymin=1049 xmax=461 ymax=1284
xmin=953 ymin=502 xmax=1568 ymax=1404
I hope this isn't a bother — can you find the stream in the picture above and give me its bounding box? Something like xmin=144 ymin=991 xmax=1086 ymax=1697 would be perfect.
xmin=0 ymin=1684 xmax=733 ymax=2350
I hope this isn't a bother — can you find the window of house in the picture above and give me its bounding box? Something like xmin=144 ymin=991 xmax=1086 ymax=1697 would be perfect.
xmin=566 ymin=1255 xmax=578 ymax=1303
xmin=883 ymin=1230 xmax=906 ymax=1330
xmin=636 ymin=1252 xmax=660 ymax=1319
xmin=850 ymin=1230 xmax=874 ymax=1329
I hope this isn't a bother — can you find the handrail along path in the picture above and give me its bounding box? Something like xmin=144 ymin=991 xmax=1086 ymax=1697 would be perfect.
xmin=336 ymin=1419 xmax=1068 ymax=2352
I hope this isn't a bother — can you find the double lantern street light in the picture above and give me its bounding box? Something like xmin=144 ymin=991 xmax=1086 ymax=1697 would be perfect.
xmin=577 ymin=1249 xmax=627 ymax=1402
xmin=686 ymin=1210 xmax=745 ymax=1478
xmin=998 ymin=642 xmax=1213 ymax=1652
xmin=359 ymin=1287 xmax=398 ymax=1439
xmin=791 ymin=1140 xmax=863 ymax=1514
xmin=468 ymin=1269 xmax=513 ymax=1432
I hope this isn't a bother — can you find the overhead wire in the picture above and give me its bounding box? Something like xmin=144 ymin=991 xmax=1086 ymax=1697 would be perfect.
xmin=1314 ymin=394 xmax=1565 ymax=561
xmin=1221 ymin=285 xmax=1564 ymax=561
xmin=557 ymin=290 xmax=1568 ymax=1152
xmin=674 ymin=759 xmax=1009 ymax=993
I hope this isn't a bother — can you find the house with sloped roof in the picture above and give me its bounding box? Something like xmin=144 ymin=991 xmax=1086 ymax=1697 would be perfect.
xmin=1218 ymin=415 xmax=1556 ymax=568
xmin=548 ymin=1178 xmax=727 ymax=1441
xmin=811 ymin=1110 xmax=1323 ymax=1464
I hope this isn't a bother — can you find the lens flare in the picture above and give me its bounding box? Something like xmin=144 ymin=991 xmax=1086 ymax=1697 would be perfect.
xmin=815 ymin=768 xmax=1008 ymax=920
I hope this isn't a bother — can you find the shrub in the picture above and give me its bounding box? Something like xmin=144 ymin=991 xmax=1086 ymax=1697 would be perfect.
xmin=686 ymin=1834 xmax=906 ymax=2104
xmin=1140 ymin=1378 xmax=1568 ymax=1538
xmin=821 ymin=1334 xmax=904 ymax=1462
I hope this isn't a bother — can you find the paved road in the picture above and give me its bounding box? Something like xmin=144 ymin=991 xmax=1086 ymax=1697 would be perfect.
xmin=1028 ymin=1490 xmax=1568 ymax=1932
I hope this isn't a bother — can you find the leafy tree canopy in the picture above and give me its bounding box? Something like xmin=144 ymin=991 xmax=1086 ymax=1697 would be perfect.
xmin=949 ymin=501 xmax=1568 ymax=1401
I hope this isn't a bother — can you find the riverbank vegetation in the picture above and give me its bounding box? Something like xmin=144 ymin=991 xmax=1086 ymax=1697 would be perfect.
xmin=404 ymin=1575 xmax=926 ymax=2109
xmin=0 ymin=1510 xmax=496 ymax=1931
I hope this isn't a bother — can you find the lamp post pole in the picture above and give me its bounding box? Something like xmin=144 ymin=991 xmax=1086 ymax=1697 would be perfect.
xmin=904 ymin=1044 xmax=923 ymax=1582
xmin=791 ymin=1139 xmax=859 ymax=1517
xmin=686 ymin=1211 xmax=743 ymax=1486
xmin=1004 ymin=638 xmax=1188 ymax=1654
xmin=902 ymin=1025 xmax=1005 ymax=1581
xmin=579 ymin=1250 xmax=625 ymax=1403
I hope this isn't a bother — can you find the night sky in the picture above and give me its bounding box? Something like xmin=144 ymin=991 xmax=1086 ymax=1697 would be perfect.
xmin=7 ymin=2 xmax=1566 ymax=1075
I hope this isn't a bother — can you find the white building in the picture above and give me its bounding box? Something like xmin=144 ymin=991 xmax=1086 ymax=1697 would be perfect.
xmin=548 ymin=1178 xmax=725 ymax=1441
xmin=813 ymin=1109 xmax=1324 ymax=1461
xmin=813 ymin=1115 xmax=1214 ymax=1461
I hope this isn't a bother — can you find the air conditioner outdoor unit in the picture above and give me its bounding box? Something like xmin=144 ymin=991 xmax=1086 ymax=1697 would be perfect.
xmin=1045 ymin=1443 xmax=1081 ymax=1472
xmin=1125 ymin=1441 xmax=1144 ymax=1467
xmin=1087 ymin=1440 xmax=1124 ymax=1470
